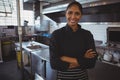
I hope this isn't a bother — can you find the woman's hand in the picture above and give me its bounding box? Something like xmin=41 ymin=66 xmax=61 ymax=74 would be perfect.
xmin=84 ymin=49 xmax=96 ymax=59
xmin=61 ymin=56 xmax=77 ymax=63
xmin=69 ymin=63 xmax=80 ymax=69
xmin=61 ymin=56 xmax=80 ymax=68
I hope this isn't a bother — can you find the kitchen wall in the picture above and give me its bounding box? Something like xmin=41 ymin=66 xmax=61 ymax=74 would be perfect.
xmin=0 ymin=0 xmax=34 ymax=26
xmin=0 ymin=0 xmax=35 ymax=36
xmin=50 ymin=22 xmax=120 ymax=44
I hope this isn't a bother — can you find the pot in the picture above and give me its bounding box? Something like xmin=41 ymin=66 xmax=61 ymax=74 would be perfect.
xmin=113 ymin=51 xmax=120 ymax=63
xmin=103 ymin=51 xmax=112 ymax=62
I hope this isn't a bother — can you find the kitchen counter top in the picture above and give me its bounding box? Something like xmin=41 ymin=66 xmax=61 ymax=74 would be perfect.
xmin=15 ymin=41 xmax=49 ymax=61
xmin=15 ymin=41 xmax=48 ymax=51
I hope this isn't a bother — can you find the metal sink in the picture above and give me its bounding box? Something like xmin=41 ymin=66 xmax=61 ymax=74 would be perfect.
xmin=27 ymin=45 xmax=41 ymax=50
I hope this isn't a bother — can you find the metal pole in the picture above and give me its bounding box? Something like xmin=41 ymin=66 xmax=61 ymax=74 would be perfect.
xmin=16 ymin=0 xmax=24 ymax=80
xmin=0 ymin=40 xmax=3 ymax=63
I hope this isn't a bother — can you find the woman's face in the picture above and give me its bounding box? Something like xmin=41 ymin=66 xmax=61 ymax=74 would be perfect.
xmin=65 ymin=5 xmax=82 ymax=27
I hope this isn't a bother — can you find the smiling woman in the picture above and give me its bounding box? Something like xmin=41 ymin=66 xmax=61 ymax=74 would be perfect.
xmin=65 ymin=1 xmax=82 ymax=31
xmin=50 ymin=1 xmax=98 ymax=80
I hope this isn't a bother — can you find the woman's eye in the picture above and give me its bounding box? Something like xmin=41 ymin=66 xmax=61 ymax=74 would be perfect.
xmin=68 ymin=11 xmax=73 ymax=15
xmin=75 ymin=12 xmax=80 ymax=16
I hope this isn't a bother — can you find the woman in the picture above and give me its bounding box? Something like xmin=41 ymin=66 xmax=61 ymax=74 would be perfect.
xmin=49 ymin=1 xmax=98 ymax=80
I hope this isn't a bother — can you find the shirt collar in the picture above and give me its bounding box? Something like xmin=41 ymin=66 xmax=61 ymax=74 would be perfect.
xmin=65 ymin=24 xmax=81 ymax=32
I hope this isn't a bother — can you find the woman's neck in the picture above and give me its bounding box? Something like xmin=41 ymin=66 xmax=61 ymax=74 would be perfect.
xmin=71 ymin=25 xmax=78 ymax=32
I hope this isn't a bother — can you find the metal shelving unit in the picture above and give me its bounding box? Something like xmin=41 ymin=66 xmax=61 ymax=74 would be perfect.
xmin=101 ymin=60 xmax=120 ymax=67
xmin=96 ymin=45 xmax=120 ymax=68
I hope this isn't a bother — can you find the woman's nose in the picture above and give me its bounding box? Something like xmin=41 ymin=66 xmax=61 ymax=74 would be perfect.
xmin=71 ymin=14 xmax=76 ymax=18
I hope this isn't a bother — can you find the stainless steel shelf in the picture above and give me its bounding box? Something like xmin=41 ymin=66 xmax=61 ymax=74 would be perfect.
xmin=101 ymin=60 xmax=120 ymax=67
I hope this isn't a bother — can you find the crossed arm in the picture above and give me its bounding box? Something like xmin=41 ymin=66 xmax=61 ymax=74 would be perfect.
xmin=60 ymin=49 xmax=96 ymax=68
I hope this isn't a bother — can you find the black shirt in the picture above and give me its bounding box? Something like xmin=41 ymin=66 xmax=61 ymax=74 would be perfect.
xmin=49 ymin=24 xmax=97 ymax=71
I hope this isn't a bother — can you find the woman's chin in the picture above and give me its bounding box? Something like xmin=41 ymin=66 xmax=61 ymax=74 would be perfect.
xmin=70 ymin=23 xmax=77 ymax=26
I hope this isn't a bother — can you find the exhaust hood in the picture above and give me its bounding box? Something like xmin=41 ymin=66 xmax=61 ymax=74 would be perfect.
xmin=23 ymin=0 xmax=120 ymax=22
xmin=42 ymin=0 xmax=120 ymax=14
xmin=44 ymin=1 xmax=120 ymax=22
xmin=23 ymin=0 xmax=120 ymax=14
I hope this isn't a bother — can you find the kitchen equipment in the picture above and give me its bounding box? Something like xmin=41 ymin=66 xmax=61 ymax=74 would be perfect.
xmin=0 ymin=32 xmax=6 ymax=37
xmin=113 ymin=51 xmax=120 ymax=63
xmin=103 ymin=51 xmax=112 ymax=62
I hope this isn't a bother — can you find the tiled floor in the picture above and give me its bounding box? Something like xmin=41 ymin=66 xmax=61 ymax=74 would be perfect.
xmin=0 ymin=60 xmax=22 ymax=80
xmin=0 ymin=57 xmax=120 ymax=80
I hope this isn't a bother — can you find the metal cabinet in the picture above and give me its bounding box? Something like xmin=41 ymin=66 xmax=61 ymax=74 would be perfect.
xmin=46 ymin=62 xmax=57 ymax=80
xmin=32 ymin=55 xmax=57 ymax=80
xmin=32 ymin=53 xmax=45 ymax=78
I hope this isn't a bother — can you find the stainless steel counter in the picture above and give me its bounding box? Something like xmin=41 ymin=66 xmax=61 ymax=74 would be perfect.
xmin=15 ymin=41 xmax=49 ymax=79
xmin=15 ymin=41 xmax=49 ymax=52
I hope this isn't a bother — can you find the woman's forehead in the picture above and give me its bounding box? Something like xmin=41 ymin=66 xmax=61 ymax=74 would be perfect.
xmin=67 ymin=5 xmax=81 ymax=12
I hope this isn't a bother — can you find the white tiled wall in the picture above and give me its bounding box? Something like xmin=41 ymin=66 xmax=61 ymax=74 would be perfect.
xmin=0 ymin=0 xmax=34 ymax=26
xmin=81 ymin=24 xmax=108 ymax=44
xmin=53 ymin=23 xmax=120 ymax=44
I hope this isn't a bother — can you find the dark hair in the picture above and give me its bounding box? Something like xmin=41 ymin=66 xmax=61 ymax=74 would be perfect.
xmin=66 ymin=1 xmax=83 ymax=14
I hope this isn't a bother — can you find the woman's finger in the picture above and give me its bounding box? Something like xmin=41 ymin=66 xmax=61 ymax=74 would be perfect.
xmin=86 ymin=49 xmax=93 ymax=53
